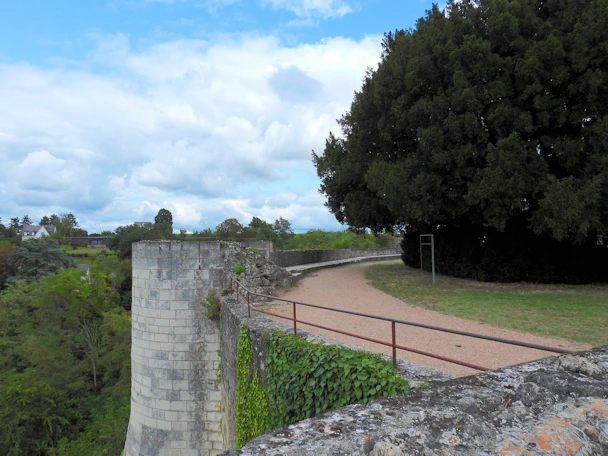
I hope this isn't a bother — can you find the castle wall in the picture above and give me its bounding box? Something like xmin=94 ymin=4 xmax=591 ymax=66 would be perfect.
xmin=273 ymin=247 xmax=399 ymax=268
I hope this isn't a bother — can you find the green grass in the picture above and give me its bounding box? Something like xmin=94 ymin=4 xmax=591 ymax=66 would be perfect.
xmin=63 ymin=246 xmax=115 ymax=265
xmin=63 ymin=246 xmax=109 ymax=256
xmin=365 ymin=260 xmax=608 ymax=347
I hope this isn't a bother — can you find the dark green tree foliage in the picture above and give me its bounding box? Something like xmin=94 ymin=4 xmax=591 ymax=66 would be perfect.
xmin=40 ymin=216 xmax=51 ymax=226
xmin=55 ymin=213 xmax=79 ymax=238
xmin=314 ymin=0 xmax=608 ymax=283
xmin=271 ymin=217 xmax=294 ymax=239
xmin=21 ymin=215 xmax=31 ymax=226
xmin=154 ymin=208 xmax=173 ymax=237
xmin=216 ymin=218 xmax=245 ymax=240
xmin=0 ymin=225 xmax=20 ymax=246
xmin=7 ymin=239 xmax=75 ymax=282
xmin=247 ymin=216 xmax=273 ymax=240
xmin=109 ymin=224 xmax=157 ymax=259
xmin=0 ymin=269 xmax=131 ymax=455
xmin=0 ymin=241 xmax=14 ymax=289
xmin=9 ymin=217 xmax=20 ymax=229
xmin=90 ymin=254 xmax=133 ymax=311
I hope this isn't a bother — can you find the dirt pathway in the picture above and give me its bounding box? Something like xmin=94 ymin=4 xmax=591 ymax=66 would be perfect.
xmin=265 ymin=262 xmax=588 ymax=377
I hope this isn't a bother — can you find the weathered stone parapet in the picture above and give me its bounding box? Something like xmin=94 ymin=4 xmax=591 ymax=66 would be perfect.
xmin=219 ymin=292 xmax=451 ymax=452
xmin=273 ymin=247 xmax=400 ymax=268
xmin=222 ymin=346 xmax=608 ymax=455
xmin=125 ymin=241 xmax=225 ymax=456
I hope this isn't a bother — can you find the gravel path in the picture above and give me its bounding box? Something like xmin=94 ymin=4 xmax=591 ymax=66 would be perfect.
xmin=265 ymin=261 xmax=588 ymax=377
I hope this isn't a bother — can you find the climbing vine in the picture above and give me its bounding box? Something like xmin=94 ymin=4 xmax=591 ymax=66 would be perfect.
xmin=265 ymin=332 xmax=409 ymax=430
xmin=234 ymin=328 xmax=409 ymax=447
xmin=235 ymin=327 xmax=268 ymax=449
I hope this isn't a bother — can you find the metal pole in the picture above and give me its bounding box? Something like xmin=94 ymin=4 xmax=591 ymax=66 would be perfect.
xmin=419 ymin=236 xmax=423 ymax=273
xmin=391 ymin=321 xmax=397 ymax=368
xmin=293 ymin=302 xmax=297 ymax=335
xmin=431 ymin=234 xmax=436 ymax=284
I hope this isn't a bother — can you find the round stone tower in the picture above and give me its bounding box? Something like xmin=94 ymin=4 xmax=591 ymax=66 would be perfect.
xmin=124 ymin=241 xmax=225 ymax=456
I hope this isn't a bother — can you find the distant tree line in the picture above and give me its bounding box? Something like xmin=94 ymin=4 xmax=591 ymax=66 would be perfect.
xmin=108 ymin=210 xmax=298 ymax=259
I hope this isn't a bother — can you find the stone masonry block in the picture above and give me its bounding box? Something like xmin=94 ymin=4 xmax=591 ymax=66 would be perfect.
xmin=204 ymin=400 xmax=220 ymax=412
xmin=172 ymin=380 xmax=189 ymax=390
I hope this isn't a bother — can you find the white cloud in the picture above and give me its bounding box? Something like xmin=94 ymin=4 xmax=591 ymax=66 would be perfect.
xmin=0 ymin=33 xmax=382 ymax=231
xmin=137 ymin=0 xmax=354 ymax=19
xmin=262 ymin=0 xmax=354 ymax=18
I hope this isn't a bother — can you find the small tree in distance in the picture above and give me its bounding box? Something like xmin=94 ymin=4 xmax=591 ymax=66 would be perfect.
xmin=216 ymin=218 xmax=244 ymax=240
xmin=154 ymin=208 xmax=173 ymax=238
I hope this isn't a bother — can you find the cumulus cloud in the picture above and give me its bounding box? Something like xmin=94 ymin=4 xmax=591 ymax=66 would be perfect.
xmin=262 ymin=0 xmax=354 ymax=18
xmin=138 ymin=0 xmax=354 ymax=19
xmin=0 ymin=33 xmax=381 ymax=231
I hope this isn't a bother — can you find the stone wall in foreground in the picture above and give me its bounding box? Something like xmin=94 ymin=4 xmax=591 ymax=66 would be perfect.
xmin=219 ymin=292 xmax=452 ymax=452
xmin=222 ymin=346 xmax=608 ymax=455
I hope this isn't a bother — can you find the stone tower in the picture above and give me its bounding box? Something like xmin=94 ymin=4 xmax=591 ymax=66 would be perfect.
xmin=124 ymin=241 xmax=225 ymax=456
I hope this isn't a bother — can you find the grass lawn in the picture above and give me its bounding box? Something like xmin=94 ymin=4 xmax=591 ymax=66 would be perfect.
xmin=63 ymin=246 xmax=109 ymax=256
xmin=63 ymin=246 xmax=115 ymax=265
xmin=366 ymin=260 xmax=608 ymax=347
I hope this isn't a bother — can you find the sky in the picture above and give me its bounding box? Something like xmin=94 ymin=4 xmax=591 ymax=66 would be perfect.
xmin=0 ymin=0 xmax=439 ymax=234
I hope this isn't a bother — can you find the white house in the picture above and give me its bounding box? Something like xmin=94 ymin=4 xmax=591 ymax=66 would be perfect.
xmin=21 ymin=224 xmax=57 ymax=241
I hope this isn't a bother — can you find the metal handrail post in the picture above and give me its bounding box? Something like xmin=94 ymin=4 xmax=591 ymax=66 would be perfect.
xmin=392 ymin=321 xmax=397 ymax=368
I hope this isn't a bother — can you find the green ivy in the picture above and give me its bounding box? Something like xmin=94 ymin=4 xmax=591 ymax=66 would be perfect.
xmin=234 ymin=329 xmax=408 ymax=447
xmin=265 ymin=332 xmax=408 ymax=429
xmin=235 ymin=328 xmax=268 ymax=449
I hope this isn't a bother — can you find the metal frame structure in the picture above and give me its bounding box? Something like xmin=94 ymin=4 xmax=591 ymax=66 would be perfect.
xmin=228 ymin=278 xmax=573 ymax=371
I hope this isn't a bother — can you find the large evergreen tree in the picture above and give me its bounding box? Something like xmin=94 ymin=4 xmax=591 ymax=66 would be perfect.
xmin=314 ymin=0 xmax=608 ymax=283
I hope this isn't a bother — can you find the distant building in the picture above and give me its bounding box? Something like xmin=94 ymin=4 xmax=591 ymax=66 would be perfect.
xmin=20 ymin=224 xmax=57 ymax=241
xmin=133 ymin=222 xmax=148 ymax=227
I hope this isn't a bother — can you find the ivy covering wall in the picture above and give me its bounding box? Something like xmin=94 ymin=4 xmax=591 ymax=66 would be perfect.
xmin=235 ymin=328 xmax=267 ymax=448
xmin=234 ymin=327 xmax=409 ymax=448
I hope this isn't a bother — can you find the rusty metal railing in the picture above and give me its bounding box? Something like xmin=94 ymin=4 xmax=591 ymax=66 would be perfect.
xmin=228 ymin=278 xmax=574 ymax=372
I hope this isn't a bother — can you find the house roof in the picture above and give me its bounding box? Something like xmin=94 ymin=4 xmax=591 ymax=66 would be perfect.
xmin=21 ymin=224 xmax=56 ymax=235
xmin=21 ymin=224 xmax=41 ymax=234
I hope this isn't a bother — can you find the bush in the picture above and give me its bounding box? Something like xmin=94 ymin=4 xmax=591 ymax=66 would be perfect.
xmin=202 ymin=292 xmax=221 ymax=323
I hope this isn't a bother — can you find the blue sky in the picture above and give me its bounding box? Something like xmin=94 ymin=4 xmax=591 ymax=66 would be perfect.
xmin=0 ymin=0 xmax=438 ymax=233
